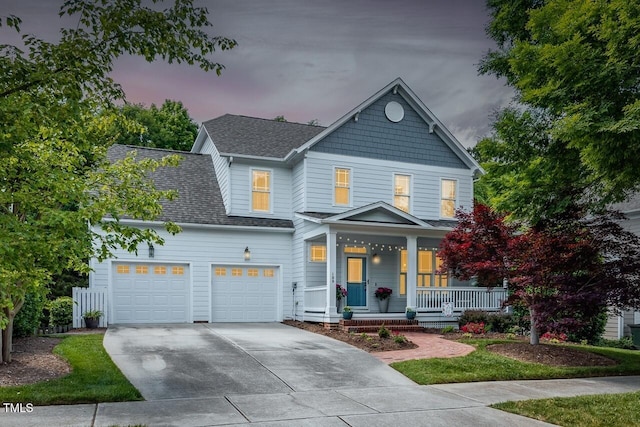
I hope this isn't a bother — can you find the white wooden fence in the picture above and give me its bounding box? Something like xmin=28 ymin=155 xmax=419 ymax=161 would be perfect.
xmin=72 ymin=287 xmax=108 ymax=328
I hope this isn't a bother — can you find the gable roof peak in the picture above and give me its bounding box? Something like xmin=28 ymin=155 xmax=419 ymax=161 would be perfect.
xmin=200 ymin=114 xmax=325 ymax=159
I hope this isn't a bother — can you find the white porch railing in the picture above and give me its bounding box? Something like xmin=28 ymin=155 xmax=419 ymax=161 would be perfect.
xmin=303 ymin=286 xmax=327 ymax=313
xmin=416 ymin=287 xmax=508 ymax=312
xmin=72 ymin=287 xmax=108 ymax=328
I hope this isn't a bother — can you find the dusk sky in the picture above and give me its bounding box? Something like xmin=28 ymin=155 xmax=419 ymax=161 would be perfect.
xmin=2 ymin=0 xmax=514 ymax=147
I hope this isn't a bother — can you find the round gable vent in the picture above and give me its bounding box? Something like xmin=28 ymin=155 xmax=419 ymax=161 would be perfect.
xmin=385 ymin=101 xmax=404 ymax=123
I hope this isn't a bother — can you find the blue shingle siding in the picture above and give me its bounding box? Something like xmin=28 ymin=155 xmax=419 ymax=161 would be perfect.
xmin=310 ymin=93 xmax=467 ymax=169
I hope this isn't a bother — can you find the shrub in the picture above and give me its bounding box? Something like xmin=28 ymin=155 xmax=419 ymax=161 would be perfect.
xmin=458 ymin=310 xmax=516 ymax=333
xmin=13 ymin=292 xmax=47 ymax=338
xmin=393 ymin=331 xmax=407 ymax=344
xmin=458 ymin=310 xmax=490 ymax=327
xmin=49 ymin=296 xmax=74 ymax=327
xmin=566 ymin=310 xmax=608 ymax=345
xmin=540 ymin=331 xmax=568 ymax=343
xmin=441 ymin=325 xmax=455 ymax=334
xmin=460 ymin=322 xmax=485 ymax=334
xmin=378 ymin=324 xmax=391 ymax=338
xmin=487 ymin=313 xmax=516 ymax=333
xmin=596 ymin=337 xmax=636 ymax=350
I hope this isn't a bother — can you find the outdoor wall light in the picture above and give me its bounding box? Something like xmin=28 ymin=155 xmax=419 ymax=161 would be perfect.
xmin=148 ymin=243 xmax=155 ymax=258
xmin=244 ymin=246 xmax=251 ymax=261
xmin=372 ymin=253 xmax=381 ymax=264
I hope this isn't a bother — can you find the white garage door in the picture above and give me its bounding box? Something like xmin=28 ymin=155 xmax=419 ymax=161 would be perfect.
xmin=112 ymin=262 xmax=189 ymax=323
xmin=212 ymin=266 xmax=279 ymax=322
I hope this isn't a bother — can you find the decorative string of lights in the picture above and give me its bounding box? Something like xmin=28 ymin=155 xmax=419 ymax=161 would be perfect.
xmin=335 ymin=236 xmax=439 ymax=252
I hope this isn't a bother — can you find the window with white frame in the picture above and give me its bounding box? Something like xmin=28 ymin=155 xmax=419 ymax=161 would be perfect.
xmin=440 ymin=179 xmax=457 ymax=218
xmin=252 ymin=169 xmax=271 ymax=212
xmin=310 ymin=244 xmax=327 ymax=262
xmin=394 ymin=174 xmax=411 ymax=213
xmin=334 ymin=167 xmax=350 ymax=205
xmin=399 ymin=249 xmax=448 ymax=293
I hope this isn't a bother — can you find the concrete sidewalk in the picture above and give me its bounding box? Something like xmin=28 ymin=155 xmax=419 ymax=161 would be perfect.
xmin=3 ymin=376 xmax=639 ymax=427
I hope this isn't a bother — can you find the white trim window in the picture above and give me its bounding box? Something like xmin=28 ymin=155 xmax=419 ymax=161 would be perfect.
xmin=440 ymin=179 xmax=457 ymax=218
xmin=394 ymin=174 xmax=411 ymax=213
xmin=310 ymin=244 xmax=327 ymax=262
xmin=252 ymin=169 xmax=271 ymax=212
xmin=334 ymin=167 xmax=351 ymax=206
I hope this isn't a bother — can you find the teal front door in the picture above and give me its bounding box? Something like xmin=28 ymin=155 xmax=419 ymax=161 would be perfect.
xmin=346 ymin=257 xmax=367 ymax=307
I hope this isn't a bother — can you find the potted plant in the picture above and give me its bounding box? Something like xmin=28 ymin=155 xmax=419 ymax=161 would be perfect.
xmin=342 ymin=306 xmax=353 ymax=320
xmin=336 ymin=284 xmax=347 ymax=313
xmin=83 ymin=309 xmax=103 ymax=329
xmin=406 ymin=307 xmax=416 ymax=320
xmin=374 ymin=286 xmax=392 ymax=313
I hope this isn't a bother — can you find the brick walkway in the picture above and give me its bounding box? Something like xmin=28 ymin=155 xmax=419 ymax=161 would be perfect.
xmin=372 ymin=333 xmax=475 ymax=364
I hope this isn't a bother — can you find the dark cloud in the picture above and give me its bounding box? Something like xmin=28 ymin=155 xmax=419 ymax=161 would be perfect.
xmin=2 ymin=0 xmax=514 ymax=147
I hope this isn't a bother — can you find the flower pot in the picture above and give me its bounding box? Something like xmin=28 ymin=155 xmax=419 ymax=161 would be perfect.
xmin=406 ymin=311 xmax=416 ymax=320
xmin=343 ymin=311 xmax=353 ymax=320
xmin=84 ymin=317 xmax=100 ymax=329
xmin=377 ymin=298 xmax=389 ymax=313
xmin=337 ymin=299 xmax=343 ymax=314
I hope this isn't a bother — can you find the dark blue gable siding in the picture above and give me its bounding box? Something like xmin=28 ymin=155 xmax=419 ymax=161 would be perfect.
xmin=310 ymin=93 xmax=468 ymax=169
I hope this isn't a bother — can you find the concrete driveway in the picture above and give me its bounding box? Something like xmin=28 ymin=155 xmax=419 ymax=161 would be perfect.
xmin=104 ymin=322 xmax=414 ymax=400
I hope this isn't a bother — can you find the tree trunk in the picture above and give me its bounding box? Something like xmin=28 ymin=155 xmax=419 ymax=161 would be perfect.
xmin=1 ymin=298 xmax=25 ymax=363
xmin=529 ymin=306 xmax=540 ymax=345
xmin=2 ymin=310 xmax=14 ymax=363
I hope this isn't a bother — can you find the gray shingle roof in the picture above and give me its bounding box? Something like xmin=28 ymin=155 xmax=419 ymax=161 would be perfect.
xmin=202 ymin=114 xmax=325 ymax=158
xmin=107 ymin=145 xmax=293 ymax=228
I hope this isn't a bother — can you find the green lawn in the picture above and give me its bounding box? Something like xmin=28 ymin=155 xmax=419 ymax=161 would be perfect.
xmin=493 ymin=391 xmax=640 ymax=427
xmin=392 ymin=339 xmax=640 ymax=427
xmin=391 ymin=339 xmax=640 ymax=385
xmin=0 ymin=334 xmax=142 ymax=405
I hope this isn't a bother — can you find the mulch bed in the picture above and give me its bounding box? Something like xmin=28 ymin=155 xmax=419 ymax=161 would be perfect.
xmin=0 ymin=336 xmax=71 ymax=386
xmin=283 ymin=320 xmax=418 ymax=352
xmin=486 ymin=342 xmax=618 ymax=367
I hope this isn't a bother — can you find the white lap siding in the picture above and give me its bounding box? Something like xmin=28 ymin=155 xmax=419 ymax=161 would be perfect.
xmin=90 ymin=225 xmax=293 ymax=323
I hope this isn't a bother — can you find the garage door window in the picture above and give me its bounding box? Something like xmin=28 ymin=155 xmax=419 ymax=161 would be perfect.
xmin=136 ymin=265 xmax=148 ymax=274
xmin=116 ymin=265 xmax=130 ymax=274
xmin=154 ymin=266 xmax=167 ymax=275
xmin=215 ymin=267 xmax=227 ymax=276
xmin=248 ymin=268 xmax=259 ymax=277
xmin=172 ymin=266 xmax=185 ymax=275
xmin=263 ymin=269 xmax=274 ymax=277
xmin=231 ymin=268 xmax=242 ymax=276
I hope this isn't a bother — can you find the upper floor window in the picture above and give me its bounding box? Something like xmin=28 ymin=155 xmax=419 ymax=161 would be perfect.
xmin=394 ymin=174 xmax=411 ymax=213
xmin=252 ymin=169 xmax=271 ymax=212
xmin=441 ymin=179 xmax=457 ymax=218
xmin=334 ymin=167 xmax=350 ymax=205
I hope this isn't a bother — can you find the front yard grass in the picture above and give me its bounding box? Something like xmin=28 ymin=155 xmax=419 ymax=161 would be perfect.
xmin=0 ymin=334 xmax=142 ymax=405
xmin=492 ymin=391 xmax=640 ymax=427
xmin=391 ymin=339 xmax=640 ymax=385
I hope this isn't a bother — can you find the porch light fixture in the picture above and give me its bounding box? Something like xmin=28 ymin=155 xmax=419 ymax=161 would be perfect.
xmin=244 ymin=247 xmax=251 ymax=261
xmin=148 ymin=243 xmax=155 ymax=258
xmin=372 ymin=253 xmax=381 ymax=265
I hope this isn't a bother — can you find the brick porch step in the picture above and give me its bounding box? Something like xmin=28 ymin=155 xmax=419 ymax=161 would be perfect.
xmin=338 ymin=318 xmax=423 ymax=333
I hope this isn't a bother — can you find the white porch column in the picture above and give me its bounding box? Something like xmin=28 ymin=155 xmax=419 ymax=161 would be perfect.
xmin=406 ymin=236 xmax=417 ymax=309
xmin=326 ymin=231 xmax=337 ymax=314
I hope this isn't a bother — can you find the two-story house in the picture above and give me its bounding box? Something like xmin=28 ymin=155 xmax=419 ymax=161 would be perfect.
xmin=84 ymin=78 xmax=507 ymax=327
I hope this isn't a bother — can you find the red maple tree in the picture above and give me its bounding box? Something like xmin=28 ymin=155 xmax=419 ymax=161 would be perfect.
xmin=439 ymin=204 xmax=640 ymax=345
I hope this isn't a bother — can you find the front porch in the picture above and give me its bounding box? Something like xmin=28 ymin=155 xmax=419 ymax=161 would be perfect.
xmin=303 ymin=286 xmax=509 ymax=328
xmin=298 ymin=203 xmax=508 ymax=327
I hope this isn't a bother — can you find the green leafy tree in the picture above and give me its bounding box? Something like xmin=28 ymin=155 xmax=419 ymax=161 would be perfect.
xmin=117 ymin=100 xmax=198 ymax=151
xmin=0 ymin=0 xmax=235 ymax=362
xmin=480 ymin=0 xmax=640 ymax=214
